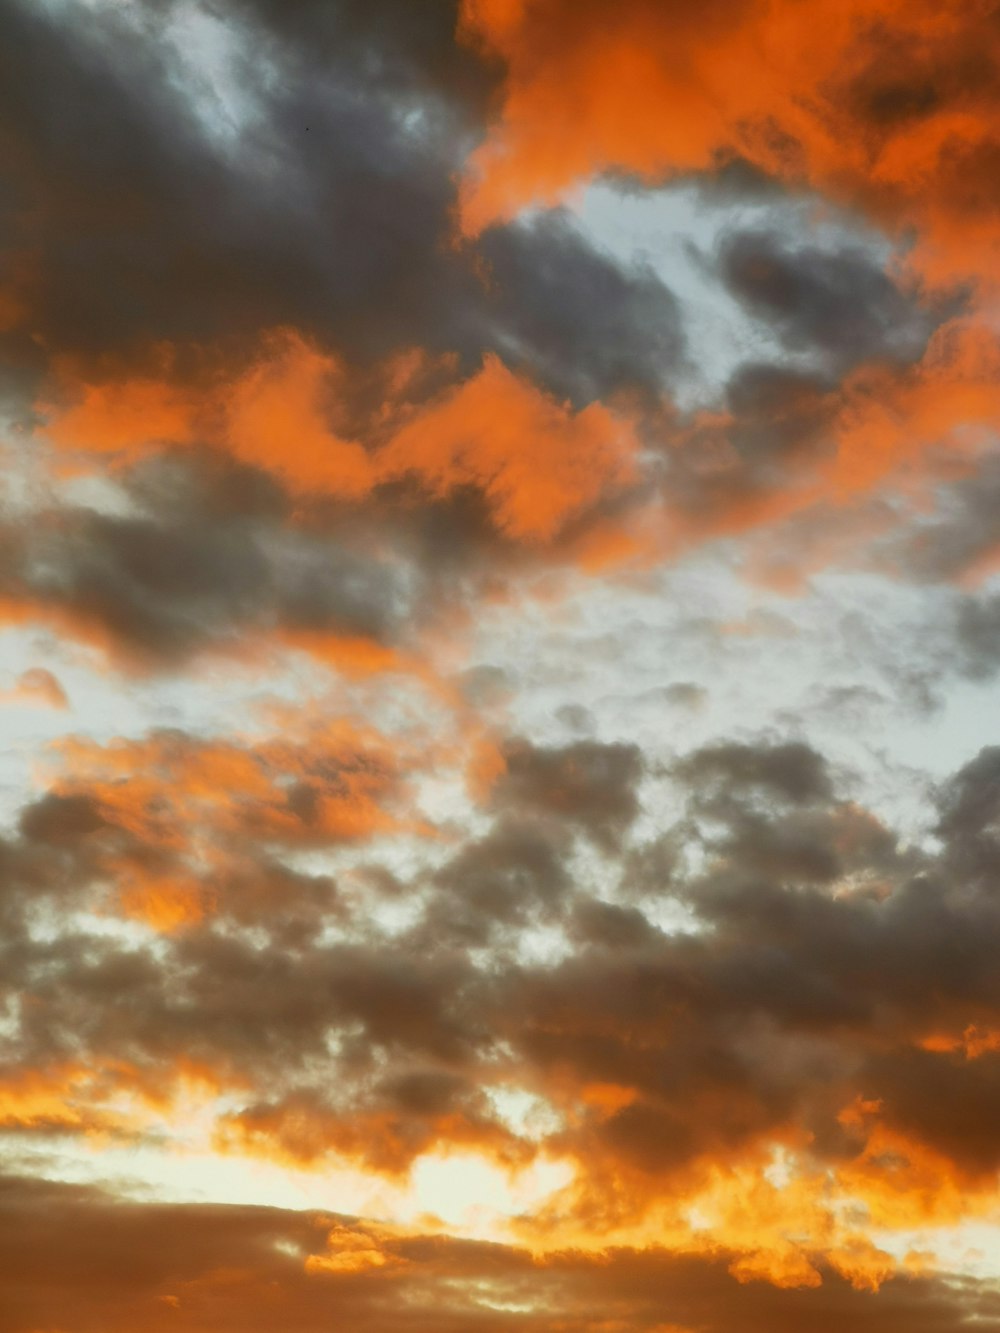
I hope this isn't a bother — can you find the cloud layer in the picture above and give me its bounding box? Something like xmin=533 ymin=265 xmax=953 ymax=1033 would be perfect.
xmin=3 ymin=1 xmax=1000 ymax=1329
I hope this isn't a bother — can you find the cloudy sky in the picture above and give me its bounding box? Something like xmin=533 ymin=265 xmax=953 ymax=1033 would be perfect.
xmin=3 ymin=1 xmax=1000 ymax=1328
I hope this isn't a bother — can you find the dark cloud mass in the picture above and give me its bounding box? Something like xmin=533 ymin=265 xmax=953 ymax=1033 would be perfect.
xmin=3 ymin=1174 xmax=1000 ymax=1333
xmin=0 ymin=0 xmax=477 ymax=366
xmin=0 ymin=471 xmax=407 ymax=666
xmin=718 ymin=228 xmax=934 ymax=373
xmin=477 ymin=210 xmax=686 ymax=406
xmin=6 ymin=737 xmax=1000 ymax=1217
xmin=496 ymin=737 xmax=645 ymax=850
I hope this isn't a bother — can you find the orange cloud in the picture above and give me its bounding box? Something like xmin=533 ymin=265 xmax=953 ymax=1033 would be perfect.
xmin=41 ymin=336 xmax=640 ymax=546
xmin=39 ymin=718 xmax=417 ymax=932
xmin=0 ymin=285 xmax=25 ymax=333
xmin=0 ymin=1057 xmax=228 ymax=1141
xmin=224 ymin=332 xmax=373 ymax=499
xmin=501 ymin=1131 xmax=941 ymax=1293
xmin=275 ymin=630 xmax=403 ymax=678
xmin=457 ymin=0 xmax=1000 ymax=291
xmin=458 ymin=0 xmax=757 ymax=231
xmin=43 ymin=375 xmax=196 ymax=456
xmin=118 ymin=874 xmax=209 ymax=933
xmin=379 ymin=355 xmax=638 ymax=543
xmin=305 ymin=1221 xmax=404 ymax=1274
xmin=0 ymin=1064 xmax=101 ymax=1133
xmin=68 ymin=725 xmax=402 ymax=842
xmin=0 ymin=667 xmax=69 ymax=709
xmin=920 ymin=1026 xmax=1000 ymax=1060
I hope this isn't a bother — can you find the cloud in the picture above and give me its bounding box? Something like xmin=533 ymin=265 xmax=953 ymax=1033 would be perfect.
xmin=5 ymin=722 xmax=1000 ymax=1272
xmin=716 ymin=228 xmax=934 ymax=374
xmin=674 ymin=739 xmax=834 ymax=804
xmin=0 ymin=0 xmax=479 ymax=373
xmin=494 ymin=737 xmax=645 ymax=851
xmin=456 ymin=0 xmax=1000 ymax=290
xmin=0 ymin=450 xmax=411 ymax=670
xmin=476 ymin=209 xmax=686 ymax=406
xmin=0 ymin=668 xmax=69 ymax=710
xmin=2 ymin=1173 xmax=1000 ymax=1332
xmin=4 ymin=0 xmax=1000 ymax=1320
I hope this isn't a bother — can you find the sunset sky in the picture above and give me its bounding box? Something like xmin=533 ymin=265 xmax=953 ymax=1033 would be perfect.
xmin=4 ymin=1 xmax=1000 ymax=1329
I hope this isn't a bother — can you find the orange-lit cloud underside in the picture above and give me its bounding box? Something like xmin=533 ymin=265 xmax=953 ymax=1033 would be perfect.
xmin=458 ymin=0 xmax=1000 ymax=281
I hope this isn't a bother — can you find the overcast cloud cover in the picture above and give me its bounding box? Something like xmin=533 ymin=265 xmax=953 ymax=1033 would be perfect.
xmin=3 ymin=1 xmax=1000 ymax=1329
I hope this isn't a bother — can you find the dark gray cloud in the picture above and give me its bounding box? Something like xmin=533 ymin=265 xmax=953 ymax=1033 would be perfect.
xmin=723 ymin=362 xmax=837 ymax=469
xmin=0 ymin=467 xmax=408 ymax=667
xmin=654 ymin=360 xmax=842 ymax=528
xmin=892 ymin=454 xmax=1000 ymax=586
xmin=426 ymin=818 xmax=572 ymax=947
xmin=0 ymin=0 xmax=685 ymax=416
xmin=717 ymin=228 xmax=937 ymax=373
xmin=674 ymin=740 xmax=834 ymax=806
xmin=495 ymin=738 xmax=645 ymax=851
xmin=0 ymin=0 xmax=484 ymax=376
xmin=0 ymin=438 xmax=651 ymax=667
xmin=957 ymin=592 xmax=1000 ymax=681
xmin=660 ymin=681 xmax=708 ymax=710
xmin=477 ymin=210 xmax=685 ymax=406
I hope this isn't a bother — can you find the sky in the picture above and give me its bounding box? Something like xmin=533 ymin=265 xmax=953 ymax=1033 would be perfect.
xmin=3 ymin=0 xmax=1000 ymax=1329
